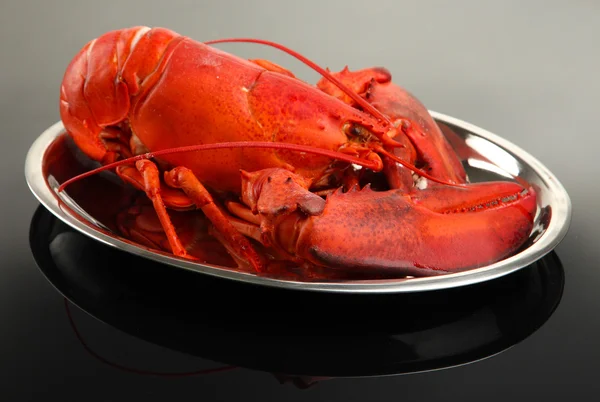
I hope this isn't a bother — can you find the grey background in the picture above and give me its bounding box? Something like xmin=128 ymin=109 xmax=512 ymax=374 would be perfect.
xmin=2 ymin=0 xmax=599 ymax=399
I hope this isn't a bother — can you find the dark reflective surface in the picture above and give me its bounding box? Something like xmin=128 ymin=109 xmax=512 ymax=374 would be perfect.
xmin=30 ymin=205 xmax=564 ymax=382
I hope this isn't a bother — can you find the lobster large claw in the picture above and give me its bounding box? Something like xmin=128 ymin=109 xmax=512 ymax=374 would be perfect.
xmin=316 ymin=66 xmax=468 ymax=189
xmin=238 ymin=169 xmax=537 ymax=277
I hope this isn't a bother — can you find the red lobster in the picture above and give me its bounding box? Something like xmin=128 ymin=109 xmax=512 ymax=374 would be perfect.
xmin=57 ymin=26 xmax=537 ymax=277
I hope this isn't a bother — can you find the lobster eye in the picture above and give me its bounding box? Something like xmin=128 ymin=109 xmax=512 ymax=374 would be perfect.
xmin=345 ymin=123 xmax=361 ymax=137
xmin=343 ymin=123 xmax=373 ymax=142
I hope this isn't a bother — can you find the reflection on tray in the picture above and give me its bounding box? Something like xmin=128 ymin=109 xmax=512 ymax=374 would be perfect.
xmin=30 ymin=205 xmax=564 ymax=387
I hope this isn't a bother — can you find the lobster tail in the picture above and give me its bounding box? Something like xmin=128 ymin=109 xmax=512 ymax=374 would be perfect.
xmin=59 ymin=26 xmax=181 ymax=163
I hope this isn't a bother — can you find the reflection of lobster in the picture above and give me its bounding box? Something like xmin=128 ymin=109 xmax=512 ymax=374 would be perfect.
xmin=58 ymin=26 xmax=537 ymax=278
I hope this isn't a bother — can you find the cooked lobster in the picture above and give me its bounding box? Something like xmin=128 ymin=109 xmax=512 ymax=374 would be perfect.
xmin=57 ymin=26 xmax=537 ymax=278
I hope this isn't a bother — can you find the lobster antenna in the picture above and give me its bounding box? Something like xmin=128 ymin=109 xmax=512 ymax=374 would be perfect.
xmin=204 ymin=38 xmax=394 ymax=128
xmin=58 ymin=141 xmax=381 ymax=192
xmin=57 ymin=141 xmax=457 ymax=193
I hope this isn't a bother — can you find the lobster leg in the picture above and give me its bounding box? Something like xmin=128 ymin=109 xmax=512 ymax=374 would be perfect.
xmin=130 ymin=160 xmax=190 ymax=258
xmin=225 ymin=200 xmax=261 ymax=225
xmin=116 ymin=165 xmax=196 ymax=210
xmin=117 ymin=195 xmax=239 ymax=267
xmin=163 ymin=166 xmax=265 ymax=273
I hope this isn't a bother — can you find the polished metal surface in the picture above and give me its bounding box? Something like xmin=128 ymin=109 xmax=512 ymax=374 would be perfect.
xmin=24 ymin=113 xmax=572 ymax=293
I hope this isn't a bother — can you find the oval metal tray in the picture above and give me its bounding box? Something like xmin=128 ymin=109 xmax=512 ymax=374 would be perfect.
xmin=24 ymin=112 xmax=572 ymax=293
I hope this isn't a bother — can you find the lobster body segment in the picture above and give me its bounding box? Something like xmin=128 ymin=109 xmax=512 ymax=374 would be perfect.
xmin=130 ymin=36 xmax=368 ymax=192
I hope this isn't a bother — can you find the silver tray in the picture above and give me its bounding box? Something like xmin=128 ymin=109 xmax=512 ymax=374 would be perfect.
xmin=24 ymin=112 xmax=572 ymax=293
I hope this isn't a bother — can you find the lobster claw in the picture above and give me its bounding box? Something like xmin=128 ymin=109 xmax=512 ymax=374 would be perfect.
xmin=238 ymin=168 xmax=537 ymax=277
xmin=408 ymin=181 xmax=535 ymax=214
xmin=296 ymin=182 xmax=536 ymax=276
xmin=316 ymin=66 xmax=468 ymax=188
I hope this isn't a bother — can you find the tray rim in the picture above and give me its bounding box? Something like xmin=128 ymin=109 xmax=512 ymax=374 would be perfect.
xmin=24 ymin=112 xmax=572 ymax=293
